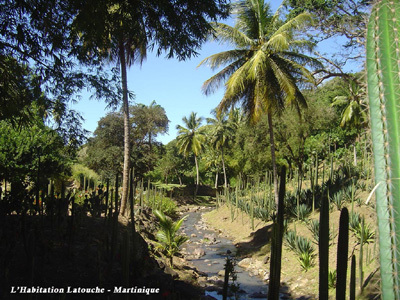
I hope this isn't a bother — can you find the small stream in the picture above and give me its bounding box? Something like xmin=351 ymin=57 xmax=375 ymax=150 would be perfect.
xmin=180 ymin=208 xmax=268 ymax=299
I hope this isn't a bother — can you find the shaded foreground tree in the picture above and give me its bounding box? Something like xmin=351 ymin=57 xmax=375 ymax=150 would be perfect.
xmin=199 ymin=0 xmax=321 ymax=207
xmin=72 ymin=0 xmax=229 ymax=215
xmin=1 ymin=0 xmax=120 ymax=142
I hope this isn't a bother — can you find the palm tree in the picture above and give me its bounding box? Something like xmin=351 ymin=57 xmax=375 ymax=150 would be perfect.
xmin=176 ymin=112 xmax=206 ymax=195
xmin=199 ymin=0 xmax=320 ymax=206
xmin=331 ymin=79 xmax=367 ymax=129
xmin=207 ymin=112 xmax=235 ymax=188
xmin=154 ymin=210 xmax=188 ymax=267
xmin=73 ymin=2 xmax=147 ymax=216
xmin=331 ymin=79 xmax=367 ymax=166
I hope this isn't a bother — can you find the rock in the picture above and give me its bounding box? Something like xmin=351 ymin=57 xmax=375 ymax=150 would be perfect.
xmin=193 ymin=248 xmax=205 ymax=258
xmin=249 ymin=269 xmax=259 ymax=277
xmin=163 ymin=265 xmax=179 ymax=279
xmin=238 ymin=257 xmax=252 ymax=268
xmin=263 ymin=273 xmax=269 ymax=281
xmin=191 ymin=233 xmax=197 ymax=237
xmin=207 ymin=275 xmax=220 ymax=282
xmin=217 ymin=270 xmax=226 ymax=277
xmin=205 ymin=286 xmax=221 ymax=292
xmin=253 ymin=259 xmax=264 ymax=269
xmin=204 ymin=233 xmax=217 ymax=243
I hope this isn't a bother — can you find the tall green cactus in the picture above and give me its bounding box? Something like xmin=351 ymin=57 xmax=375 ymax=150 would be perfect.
xmin=319 ymin=193 xmax=329 ymax=299
xmin=367 ymin=1 xmax=400 ymax=298
xmin=336 ymin=207 xmax=349 ymax=300
xmin=350 ymin=255 xmax=356 ymax=300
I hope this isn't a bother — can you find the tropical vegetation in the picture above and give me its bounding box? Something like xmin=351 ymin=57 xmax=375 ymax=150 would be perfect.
xmin=0 ymin=0 xmax=396 ymax=299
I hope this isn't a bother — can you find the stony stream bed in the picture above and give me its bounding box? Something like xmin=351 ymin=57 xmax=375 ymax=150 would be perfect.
xmin=180 ymin=207 xmax=270 ymax=299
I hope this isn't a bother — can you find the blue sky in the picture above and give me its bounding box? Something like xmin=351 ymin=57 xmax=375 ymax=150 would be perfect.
xmin=72 ymin=40 xmax=230 ymax=145
xmin=71 ymin=0 xmax=362 ymax=145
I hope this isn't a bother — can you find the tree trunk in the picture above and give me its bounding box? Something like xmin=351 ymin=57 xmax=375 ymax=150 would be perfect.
xmin=221 ymin=149 xmax=228 ymax=189
xmin=267 ymin=112 xmax=279 ymax=207
xmin=194 ymin=155 xmax=199 ymax=196
xmin=119 ymin=42 xmax=130 ymax=216
xmin=215 ymin=172 xmax=219 ymax=189
xmin=353 ymin=143 xmax=357 ymax=166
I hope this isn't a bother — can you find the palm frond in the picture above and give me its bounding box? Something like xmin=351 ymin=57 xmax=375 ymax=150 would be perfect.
xmin=201 ymin=58 xmax=247 ymax=95
xmin=271 ymin=12 xmax=313 ymax=38
xmin=265 ymin=32 xmax=290 ymax=51
xmin=198 ymin=49 xmax=249 ymax=71
xmin=212 ymin=22 xmax=255 ymax=48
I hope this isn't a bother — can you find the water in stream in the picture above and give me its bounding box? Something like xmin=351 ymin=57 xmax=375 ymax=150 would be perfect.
xmin=180 ymin=208 xmax=268 ymax=299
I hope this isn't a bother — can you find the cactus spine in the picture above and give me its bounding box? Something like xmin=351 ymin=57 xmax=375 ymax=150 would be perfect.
xmin=367 ymin=1 xmax=400 ymax=298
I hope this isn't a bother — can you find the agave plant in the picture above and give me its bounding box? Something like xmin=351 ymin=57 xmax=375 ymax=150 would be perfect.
xmin=330 ymin=191 xmax=345 ymax=211
xmin=291 ymin=203 xmax=311 ymax=221
xmin=284 ymin=230 xmax=298 ymax=253
xmin=296 ymin=235 xmax=316 ymax=272
xmin=154 ymin=210 xmax=189 ymax=266
xmin=284 ymin=230 xmax=315 ymax=272
xmin=328 ymin=269 xmax=337 ymax=289
xmin=307 ymin=219 xmax=334 ymax=245
xmin=349 ymin=212 xmax=362 ymax=233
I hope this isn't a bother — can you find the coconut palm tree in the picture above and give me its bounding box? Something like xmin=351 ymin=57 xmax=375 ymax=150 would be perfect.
xmin=331 ymin=79 xmax=367 ymax=129
xmin=331 ymin=78 xmax=367 ymax=166
xmin=154 ymin=210 xmax=188 ymax=267
xmin=199 ymin=0 xmax=320 ymax=206
xmin=176 ymin=112 xmax=206 ymax=195
xmin=72 ymin=2 xmax=148 ymax=216
xmin=207 ymin=112 xmax=235 ymax=188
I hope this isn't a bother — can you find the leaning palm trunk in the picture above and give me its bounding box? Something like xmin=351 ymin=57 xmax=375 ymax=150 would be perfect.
xmin=119 ymin=41 xmax=130 ymax=216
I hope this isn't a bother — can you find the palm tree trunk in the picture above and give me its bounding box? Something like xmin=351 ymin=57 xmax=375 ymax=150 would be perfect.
xmin=119 ymin=42 xmax=130 ymax=216
xmin=195 ymin=155 xmax=199 ymax=196
xmin=267 ymin=112 xmax=279 ymax=207
xmin=221 ymin=149 xmax=228 ymax=189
